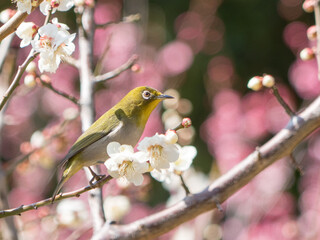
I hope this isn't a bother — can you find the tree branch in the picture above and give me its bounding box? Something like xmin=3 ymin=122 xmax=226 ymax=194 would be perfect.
xmin=0 ymin=1 xmax=44 ymax=42
xmin=95 ymin=14 xmax=141 ymax=28
xmin=40 ymin=79 xmax=80 ymax=106
xmin=77 ymin=5 xmax=106 ymax=232
xmin=0 ymin=50 xmax=39 ymax=111
xmin=0 ymin=175 xmax=112 ymax=218
xmin=93 ymin=55 xmax=138 ymax=83
xmin=92 ymin=96 xmax=320 ymax=240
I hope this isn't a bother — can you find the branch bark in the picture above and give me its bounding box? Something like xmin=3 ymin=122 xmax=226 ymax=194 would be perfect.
xmin=0 ymin=50 xmax=39 ymax=111
xmin=77 ymin=6 xmax=106 ymax=233
xmin=92 ymin=95 xmax=320 ymax=240
xmin=0 ymin=176 xmax=112 ymax=218
xmin=0 ymin=1 xmax=44 ymax=42
xmin=93 ymin=55 xmax=138 ymax=83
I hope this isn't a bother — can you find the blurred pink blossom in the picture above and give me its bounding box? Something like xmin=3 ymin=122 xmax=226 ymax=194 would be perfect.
xmin=157 ymin=41 xmax=194 ymax=77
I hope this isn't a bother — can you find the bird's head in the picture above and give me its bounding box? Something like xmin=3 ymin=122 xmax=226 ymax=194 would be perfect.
xmin=117 ymin=86 xmax=173 ymax=125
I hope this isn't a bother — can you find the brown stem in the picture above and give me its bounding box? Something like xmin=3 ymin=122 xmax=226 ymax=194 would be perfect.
xmin=93 ymin=55 xmax=138 ymax=83
xmin=271 ymin=85 xmax=295 ymax=117
xmin=40 ymin=80 xmax=80 ymax=106
xmin=0 ymin=0 xmax=44 ymax=42
xmin=0 ymin=176 xmax=113 ymax=218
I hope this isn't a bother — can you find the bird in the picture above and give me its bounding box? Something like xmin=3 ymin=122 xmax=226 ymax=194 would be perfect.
xmin=51 ymin=86 xmax=173 ymax=202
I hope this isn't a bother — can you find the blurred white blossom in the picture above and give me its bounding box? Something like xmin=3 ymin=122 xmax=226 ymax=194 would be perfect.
xmin=151 ymin=145 xmax=197 ymax=184
xmin=103 ymin=195 xmax=131 ymax=222
xmin=15 ymin=0 xmax=36 ymax=14
xmin=16 ymin=22 xmax=38 ymax=47
xmin=30 ymin=130 xmax=45 ymax=148
xmin=138 ymin=133 xmax=179 ymax=170
xmin=56 ymin=199 xmax=88 ymax=227
xmin=0 ymin=9 xmax=15 ymax=23
xmin=40 ymin=0 xmax=74 ymax=15
xmin=31 ymin=22 xmax=75 ymax=73
xmin=105 ymin=142 xmax=149 ymax=186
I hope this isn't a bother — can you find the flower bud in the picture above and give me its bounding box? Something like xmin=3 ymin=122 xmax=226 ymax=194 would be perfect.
xmin=24 ymin=74 xmax=36 ymax=88
xmin=300 ymin=47 xmax=315 ymax=61
xmin=40 ymin=74 xmax=51 ymax=84
xmin=51 ymin=0 xmax=60 ymax=8
xmin=307 ymin=25 xmax=317 ymax=40
xmin=182 ymin=117 xmax=192 ymax=128
xmin=262 ymin=74 xmax=275 ymax=88
xmin=303 ymin=0 xmax=315 ymax=13
xmin=0 ymin=9 xmax=16 ymax=23
xmin=26 ymin=61 xmax=37 ymax=73
xmin=131 ymin=64 xmax=141 ymax=73
xmin=247 ymin=76 xmax=263 ymax=91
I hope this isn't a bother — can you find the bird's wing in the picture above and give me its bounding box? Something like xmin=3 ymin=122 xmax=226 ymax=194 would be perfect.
xmin=60 ymin=117 xmax=121 ymax=167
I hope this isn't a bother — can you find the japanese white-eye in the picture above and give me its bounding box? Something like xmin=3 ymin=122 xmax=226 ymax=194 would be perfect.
xmin=52 ymin=86 xmax=173 ymax=201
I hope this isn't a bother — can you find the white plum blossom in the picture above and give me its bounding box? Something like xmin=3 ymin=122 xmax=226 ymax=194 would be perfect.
xmin=150 ymin=145 xmax=197 ymax=184
xmin=15 ymin=0 xmax=37 ymax=14
xmin=105 ymin=142 xmax=149 ymax=186
xmin=31 ymin=22 xmax=76 ymax=73
xmin=138 ymin=132 xmax=180 ymax=170
xmin=103 ymin=195 xmax=131 ymax=222
xmin=0 ymin=9 xmax=15 ymax=23
xmin=40 ymin=0 xmax=74 ymax=15
xmin=16 ymin=22 xmax=38 ymax=47
xmin=56 ymin=199 xmax=88 ymax=227
xmin=173 ymin=145 xmax=197 ymax=172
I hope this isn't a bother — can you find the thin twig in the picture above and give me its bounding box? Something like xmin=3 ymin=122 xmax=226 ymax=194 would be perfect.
xmin=271 ymin=85 xmax=295 ymax=117
xmin=93 ymin=55 xmax=138 ymax=83
xmin=40 ymin=80 xmax=80 ymax=106
xmin=95 ymin=14 xmax=141 ymax=28
xmin=0 ymin=175 xmax=113 ymax=218
xmin=93 ymin=34 xmax=112 ymax=76
xmin=179 ymin=174 xmax=190 ymax=195
xmin=0 ymin=50 xmax=39 ymax=111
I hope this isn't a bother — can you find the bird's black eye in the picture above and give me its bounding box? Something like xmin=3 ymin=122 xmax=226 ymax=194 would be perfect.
xmin=142 ymin=90 xmax=152 ymax=99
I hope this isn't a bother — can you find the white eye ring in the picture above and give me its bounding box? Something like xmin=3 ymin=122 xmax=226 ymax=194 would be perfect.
xmin=142 ymin=90 xmax=152 ymax=99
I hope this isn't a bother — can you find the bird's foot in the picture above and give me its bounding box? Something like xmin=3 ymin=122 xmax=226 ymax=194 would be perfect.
xmin=88 ymin=167 xmax=105 ymax=186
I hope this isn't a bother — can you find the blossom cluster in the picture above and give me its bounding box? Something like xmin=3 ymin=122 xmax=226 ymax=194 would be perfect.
xmin=8 ymin=0 xmax=76 ymax=73
xmin=15 ymin=18 xmax=76 ymax=73
xmin=104 ymin=130 xmax=197 ymax=187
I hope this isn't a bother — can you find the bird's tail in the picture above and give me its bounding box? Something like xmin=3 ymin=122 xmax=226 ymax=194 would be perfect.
xmin=51 ymin=175 xmax=69 ymax=203
xmin=51 ymin=159 xmax=82 ymax=203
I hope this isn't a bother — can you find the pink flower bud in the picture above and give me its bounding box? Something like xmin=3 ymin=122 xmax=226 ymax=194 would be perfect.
xmin=131 ymin=64 xmax=141 ymax=73
xmin=300 ymin=48 xmax=315 ymax=61
xmin=307 ymin=25 xmax=317 ymax=40
xmin=303 ymin=0 xmax=315 ymax=13
xmin=247 ymin=76 xmax=263 ymax=91
xmin=182 ymin=118 xmax=192 ymax=128
xmin=51 ymin=0 xmax=60 ymax=8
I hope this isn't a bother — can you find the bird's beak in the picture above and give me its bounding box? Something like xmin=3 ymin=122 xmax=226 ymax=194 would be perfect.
xmin=156 ymin=94 xmax=174 ymax=99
